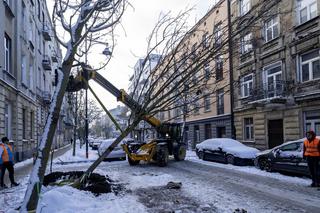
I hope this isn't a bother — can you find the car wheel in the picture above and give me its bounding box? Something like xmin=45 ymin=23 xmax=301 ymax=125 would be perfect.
xmin=157 ymin=147 xmax=169 ymax=167
xmin=197 ymin=151 xmax=204 ymax=160
xmin=174 ymin=145 xmax=186 ymax=161
xmin=128 ymin=156 xmax=140 ymax=166
xmin=226 ymin=155 xmax=235 ymax=165
xmin=258 ymin=158 xmax=272 ymax=172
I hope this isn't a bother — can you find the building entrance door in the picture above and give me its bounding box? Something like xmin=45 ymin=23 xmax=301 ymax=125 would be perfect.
xmin=217 ymin=126 xmax=226 ymax=138
xmin=268 ymin=119 xmax=283 ymax=148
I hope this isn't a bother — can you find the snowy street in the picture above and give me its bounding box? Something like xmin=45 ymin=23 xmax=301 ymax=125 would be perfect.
xmin=1 ymin=144 xmax=319 ymax=213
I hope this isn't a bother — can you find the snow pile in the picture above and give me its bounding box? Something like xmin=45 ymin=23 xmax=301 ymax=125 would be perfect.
xmin=54 ymin=142 xmax=99 ymax=163
xmin=37 ymin=186 xmax=146 ymax=213
xmin=196 ymin=138 xmax=259 ymax=158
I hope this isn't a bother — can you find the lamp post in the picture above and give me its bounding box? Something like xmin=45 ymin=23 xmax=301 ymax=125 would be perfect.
xmin=84 ymin=41 xmax=111 ymax=159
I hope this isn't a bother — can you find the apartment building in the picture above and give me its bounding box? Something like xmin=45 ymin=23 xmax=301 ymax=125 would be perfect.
xmin=0 ymin=0 xmax=71 ymax=161
xmin=231 ymin=0 xmax=320 ymax=149
xmin=174 ymin=0 xmax=232 ymax=149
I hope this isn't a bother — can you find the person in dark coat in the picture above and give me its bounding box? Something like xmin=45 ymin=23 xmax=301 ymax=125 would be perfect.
xmin=0 ymin=137 xmax=19 ymax=188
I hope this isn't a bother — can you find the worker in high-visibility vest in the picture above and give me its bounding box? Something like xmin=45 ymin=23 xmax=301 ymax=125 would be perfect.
xmin=0 ymin=137 xmax=19 ymax=188
xmin=303 ymin=130 xmax=320 ymax=187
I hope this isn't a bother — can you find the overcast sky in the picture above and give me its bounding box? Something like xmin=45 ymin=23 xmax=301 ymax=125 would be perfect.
xmin=48 ymin=1 xmax=213 ymax=109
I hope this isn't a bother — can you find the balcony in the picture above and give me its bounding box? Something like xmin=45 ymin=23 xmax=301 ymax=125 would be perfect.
xmin=42 ymin=55 xmax=52 ymax=70
xmin=245 ymin=80 xmax=291 ymax=104
xmin=51 ymin=54 xmax=58 ymax=63
xmin=42 ymin=91 xmax=51 ymax=104
xmin=42 ymin=25 xmax=51 ymax=41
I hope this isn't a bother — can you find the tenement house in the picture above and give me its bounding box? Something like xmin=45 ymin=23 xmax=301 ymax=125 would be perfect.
xmin=231 ymin=0 xmax=319 ymax=149
xmin=163 ymin=0 xmax=232 ymax=149
xmin=0 ymin=0 xmax=71 ymax=161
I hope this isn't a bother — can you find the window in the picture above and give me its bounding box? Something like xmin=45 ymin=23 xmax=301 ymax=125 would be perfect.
xmin=193 ymin=101 xmax=200 ymax=114
xmin=21 ymin=55 xmax=28 ymax=85
xmin=240 ymin=33 xmax=252 ymax=54
xmin=244 ymin=118 xmax=254 ymax=140
xmin=37 ymin=0 xmax=41 ymax=20
xmin=4 ymin=103 xmax=12 ymax=138
xmin=204 ymin=95 xmax=211 ymax=111
xmin=30 ymin=111 xmax=34 ymax=139
xmin=204 ymin=63 xmax=210 ymax=79
xmin=215 ymin=55 xmax=223 ymax=81
xmin=305 ymin=111 xmax=320 ymax=136
xmin=279 ymin=142 xmax=301 ymax=152
xmin=297 ymin=0 xmax=317 ymax=24
xmin=22 ymin=2 xmax=26 ymax=35
xmin=202 ymin=32 xmax=209 ymax=48
xmin=29 ymin=63 xmax=34 ymax=90
xmin=29 ymin=19 xmax=34 ymax=42
xmin=205 ymin=124 xmax=212 ymax=139
xmin=217 ymin=89 xmax=224 ymax=115
xmin=239 ymin=0 xmax=251 ymax=16
xmin=23 ymin=108 xmax=27 ymax=139
xmin=264 ymin=16 xmax=279 ymax=42
xmin=4 ymin=34 xmax=12 ymax=73
xmin=263 ymin=62 xmax=282 ymax=97
xmin=300 ymin=49 xmax=320 ymax=82
xmin=240 ymin=74 xmax=253 ymax=98
xmin=213 ymin=23 xmax=222 ymax=46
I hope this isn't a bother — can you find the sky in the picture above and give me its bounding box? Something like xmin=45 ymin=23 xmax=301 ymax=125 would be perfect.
xmin=48 ymin=0 xmax=214 ymax=109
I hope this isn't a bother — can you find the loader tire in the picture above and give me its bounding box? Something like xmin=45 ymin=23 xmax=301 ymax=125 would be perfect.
xmin=128 ymin=156 xmax=140 ymax=166
xmin=174 ymin=145 xmax=186 ymax=161
xmin=157 ymin=147 xmax=169 ymax=167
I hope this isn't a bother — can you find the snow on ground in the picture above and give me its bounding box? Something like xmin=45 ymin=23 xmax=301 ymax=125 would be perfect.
xmin=1 ymin=142 xmax=313 ymax=213
xmin=186 ymin=151 xmax=311 ymax=186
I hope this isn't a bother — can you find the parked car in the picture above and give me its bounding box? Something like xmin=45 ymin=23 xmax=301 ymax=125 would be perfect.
xmin=195 ymin=138 xmax=259 ymax=165
xmin=255 ymin=137 xmax=320 ymax=176
xmin=98 ymin=138 xmax=134 ymax=160
xmin=91 ymin=139 xmax=102 ymax=150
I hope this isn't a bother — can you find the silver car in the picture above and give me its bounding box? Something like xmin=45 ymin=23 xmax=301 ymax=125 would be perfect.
xmin=98 ymin=138 xmax=134 ymax=160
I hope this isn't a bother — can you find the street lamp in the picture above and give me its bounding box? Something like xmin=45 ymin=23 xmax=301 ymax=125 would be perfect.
xmin=84 ymin=42 xmax=111 ymax=159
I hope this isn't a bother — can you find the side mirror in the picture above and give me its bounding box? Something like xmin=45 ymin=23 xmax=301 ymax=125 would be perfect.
xmin=218 ymin=147 xmax=222 ymax=151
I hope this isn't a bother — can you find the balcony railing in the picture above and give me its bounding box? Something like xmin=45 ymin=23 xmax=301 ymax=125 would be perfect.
xmin=42 ymin=55 xmax=52 ymax=70
xmin=42 ymin=25 xmax=51 ymax=41
xmin=42 ymin=91 xmax=51 ymax=104
xmin=245 ymin=80 xmax=291 ymax=104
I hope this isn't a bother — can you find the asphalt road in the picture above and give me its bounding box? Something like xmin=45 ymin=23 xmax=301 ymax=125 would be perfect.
xmin=94 ymin=159 xmax=320 ymax=213
xmin=2 ymin=145 xmax=71 ymax=186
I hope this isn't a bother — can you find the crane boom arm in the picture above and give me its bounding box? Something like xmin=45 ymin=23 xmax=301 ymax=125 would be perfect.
xmin=90 ymin=71 xmax=162 ymax=128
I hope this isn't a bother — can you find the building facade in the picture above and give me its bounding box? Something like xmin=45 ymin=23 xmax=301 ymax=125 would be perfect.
xmin=231 ymin=0 xmax=320 ymax=149
xmin=171 ymin=0 xmax=232 ymax=149
xmin=0 ymin=0 xmax=71 ymax=161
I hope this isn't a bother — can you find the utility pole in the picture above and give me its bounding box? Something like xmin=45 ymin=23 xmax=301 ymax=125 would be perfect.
xmin=85 ymin=24 xmax=89 ymax=159
xmin=73 ymin=91 xmax=77 ymax=156
xmin=227 ymin=0 xmax=235 ymax=139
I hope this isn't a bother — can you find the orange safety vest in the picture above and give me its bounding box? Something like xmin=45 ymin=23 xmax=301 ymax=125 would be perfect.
xmin=304 ymin=138 xmax=320 ymax=157
xmin=0 ymin=143 xmax=14 ymax=163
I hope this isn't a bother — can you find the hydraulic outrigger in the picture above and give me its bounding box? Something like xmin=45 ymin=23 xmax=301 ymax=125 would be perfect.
xmin=67 ymin=64 xmax=186 ymax=166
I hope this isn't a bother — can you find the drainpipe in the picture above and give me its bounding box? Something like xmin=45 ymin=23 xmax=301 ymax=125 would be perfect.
xmin=227 ymin=0 xmax=235 ymax=139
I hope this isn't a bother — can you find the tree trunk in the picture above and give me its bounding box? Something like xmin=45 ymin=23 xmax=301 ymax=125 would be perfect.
xmin=79 ymin=118 xmax=141 ymax=183
xmin=20 ymin=58 xmax=74 ymax=212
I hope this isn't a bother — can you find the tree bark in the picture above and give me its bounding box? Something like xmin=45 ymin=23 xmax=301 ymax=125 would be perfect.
xmin=20 ymin=57 xmax=75 ymax=212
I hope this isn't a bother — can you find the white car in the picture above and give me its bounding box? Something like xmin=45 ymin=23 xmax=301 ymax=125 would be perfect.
xmin=195 ymin=138 xmax=259 ymax=165
xmin=98 ymin=138 xmax=134 ymax=160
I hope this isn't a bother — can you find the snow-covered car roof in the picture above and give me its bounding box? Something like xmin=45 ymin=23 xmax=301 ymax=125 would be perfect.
xmin=196 ymin=138 xmax=259 ymax=159
xmin=98 ymin=138 xmax=134 ymax=150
